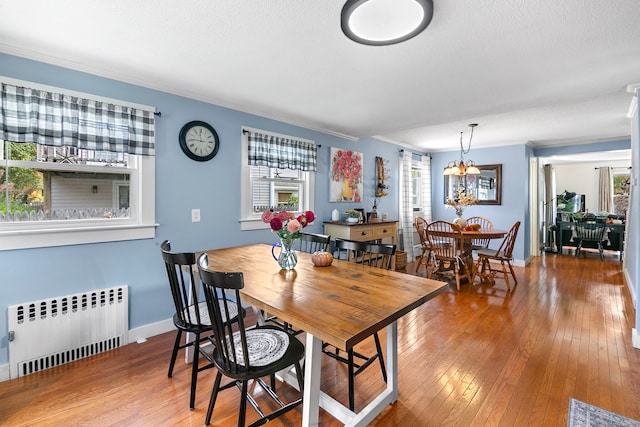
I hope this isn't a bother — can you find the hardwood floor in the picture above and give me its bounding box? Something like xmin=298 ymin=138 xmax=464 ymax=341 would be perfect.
xmin=1 ymin=252 xmax=639 ymax=426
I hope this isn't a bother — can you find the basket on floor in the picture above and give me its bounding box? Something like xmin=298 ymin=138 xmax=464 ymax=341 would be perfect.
xmin=395 ymin=250 xmax=407 ymax=270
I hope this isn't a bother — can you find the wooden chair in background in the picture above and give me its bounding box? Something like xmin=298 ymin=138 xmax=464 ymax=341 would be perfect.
xmin=425 ymin=220 xmax=473 ymax=291
xmin=475 ymin=221 xmax=521 ymax=290
xmin=465 ymin=215 xmax=494 ymax=250
xmin=574 ymin=221 xmax=607 ymax=261
xmin=414 ymin=216 xmax=433 ymax=275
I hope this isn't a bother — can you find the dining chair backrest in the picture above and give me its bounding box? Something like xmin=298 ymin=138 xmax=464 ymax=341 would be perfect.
xmin=466 ymin=216 xmax=494 ymax=249
xmin=415 ymin=216 xmax=430 ymax=249
xmin=160 ymin=240 xmax=202 ymax=327
xmin=574 ymin=221 xmax=606 ymax=242
xmin=495 ymin=221 xmax=521 ymax=259
xmin=334 ymin=238 xmax=396 ymax=270
xmin=197 ymin=254 xmax=250 ymax=374
xmin=297 ymin=232 xmax=331 ymax=253
xmin=425 ymin=220 xmax=462 ymax=260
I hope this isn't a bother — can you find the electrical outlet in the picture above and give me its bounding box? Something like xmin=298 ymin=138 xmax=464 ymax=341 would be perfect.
xmin=191 ymin=209 xmax=200 ymax=222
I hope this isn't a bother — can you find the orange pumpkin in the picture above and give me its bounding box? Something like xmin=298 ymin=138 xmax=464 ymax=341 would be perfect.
xmin=311 ymin=251 xmax=333 ymax=267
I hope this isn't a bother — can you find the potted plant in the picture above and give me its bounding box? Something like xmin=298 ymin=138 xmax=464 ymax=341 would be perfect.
xmin=345 ymin=209 xmax=361 ymax=223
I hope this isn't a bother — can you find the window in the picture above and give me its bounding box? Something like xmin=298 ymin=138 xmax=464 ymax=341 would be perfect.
xmin=410 ymin=160 xmax=422 ymax=209
xmin=0 ymin=77 xmax=156 ymax=250
xmin=240 ymin=127 xmax=315 ymax=230
xmin=613 ymin=170 xmax=630 ymax=215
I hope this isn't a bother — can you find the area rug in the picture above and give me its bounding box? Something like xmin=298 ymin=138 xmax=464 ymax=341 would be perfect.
xmin=568 ymin=398 xmax=640 ymax=427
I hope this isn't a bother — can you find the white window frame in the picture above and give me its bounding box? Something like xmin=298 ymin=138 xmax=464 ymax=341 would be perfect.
xmin=411 ymin=158 xmax=423 ymax=210
xmin=0 ymin=77 xmax=156 ymax=250
xmin=239 ymin=127 xmax=315 ymax=231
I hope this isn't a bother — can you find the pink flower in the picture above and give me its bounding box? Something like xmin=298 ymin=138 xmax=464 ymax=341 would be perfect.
xmin=287 ymin=219 xmax=301 ymax=233
xmin=261 ymin=210 xmax=273 ymax=223
xmin=277 ymin=211 xmax=293 ymax=221
xmin=264 ymin=209 xmax=315 ymax=243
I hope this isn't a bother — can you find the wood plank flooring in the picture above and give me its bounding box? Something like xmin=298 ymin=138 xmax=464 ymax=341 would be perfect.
xmin=1 ymin=252 xmax=639 ymax=426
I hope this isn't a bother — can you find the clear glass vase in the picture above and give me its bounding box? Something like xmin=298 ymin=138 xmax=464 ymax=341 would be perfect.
xmin=271 ymin=238 xmax=298 ymax=270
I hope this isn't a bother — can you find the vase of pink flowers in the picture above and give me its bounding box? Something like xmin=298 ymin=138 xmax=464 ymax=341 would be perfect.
xmin=262 ymin=209 xmax=315 ymax=270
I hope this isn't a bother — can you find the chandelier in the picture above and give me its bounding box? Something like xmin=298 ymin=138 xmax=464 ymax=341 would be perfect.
xmin=443 ymin=123 xmax=480 ymax=176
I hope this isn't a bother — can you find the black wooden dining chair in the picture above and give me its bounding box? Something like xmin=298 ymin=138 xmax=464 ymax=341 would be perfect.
xmin=160 ymin=240 xmax=243 ymax=409
xmin=327 ymin=238 xmax=396 ymax=411
xmin=574 ymin=221 xmax=607 ymax=261
xmin=297 ymin=231 xmax=331 ymax=253
xmin=475 ymin=221 xmax=521 ymax=290
xmin=197 ymin=253 xmax=305 ymax=427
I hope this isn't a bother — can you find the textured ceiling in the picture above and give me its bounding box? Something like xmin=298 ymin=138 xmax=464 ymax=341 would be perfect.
xmin=1 ymin=0 xmax=639 ymax=153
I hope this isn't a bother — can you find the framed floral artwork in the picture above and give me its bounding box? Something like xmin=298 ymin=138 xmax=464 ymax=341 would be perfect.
xmin=330 ymin=147 xmax=363 ymax=202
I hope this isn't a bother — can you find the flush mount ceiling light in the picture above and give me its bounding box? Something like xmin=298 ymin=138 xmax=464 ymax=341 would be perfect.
xmin=443 ymin=124 xmax=481 ymax=176
xmin=341 ymin=0 xmax=434 ymax=46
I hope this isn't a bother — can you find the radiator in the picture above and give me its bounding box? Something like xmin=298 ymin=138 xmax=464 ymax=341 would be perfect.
xmin=8 ymin=286 xmax=129 ymax=379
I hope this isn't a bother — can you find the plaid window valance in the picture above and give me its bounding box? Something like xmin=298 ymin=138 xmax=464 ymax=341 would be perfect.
xmin=246 ymin=129 xmax=316 ymax=172
xmin=0 ymin=83 xmax=155 ymax=156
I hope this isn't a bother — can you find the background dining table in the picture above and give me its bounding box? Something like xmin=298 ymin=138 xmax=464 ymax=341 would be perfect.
xmin=201 ymin=243 xmax=447 ymax=426
xmin=429 ymin=227 xmax=507 ymax=282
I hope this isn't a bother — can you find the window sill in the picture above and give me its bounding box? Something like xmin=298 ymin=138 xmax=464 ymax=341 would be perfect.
xmin=0 ymin=223 xmax=158 ymax=250
xmin=239 ymin=218 xmax=271 ymax=231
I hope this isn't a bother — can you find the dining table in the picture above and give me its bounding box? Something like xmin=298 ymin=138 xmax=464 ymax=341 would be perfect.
xmin=200 ymin=243 xmax=448 ymax=426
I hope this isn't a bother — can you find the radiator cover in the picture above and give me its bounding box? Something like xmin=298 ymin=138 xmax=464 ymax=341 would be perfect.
xmin=8 ymin=286 xmax=129 ymax=378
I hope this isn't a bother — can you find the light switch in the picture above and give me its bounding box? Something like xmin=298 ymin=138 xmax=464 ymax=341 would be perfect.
xmin=191 ymin=209 xmax=200 ymax=222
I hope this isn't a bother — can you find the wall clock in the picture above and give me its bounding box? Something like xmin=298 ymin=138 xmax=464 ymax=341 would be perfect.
xmin=178 ymin=120 xmax=220 ymax=161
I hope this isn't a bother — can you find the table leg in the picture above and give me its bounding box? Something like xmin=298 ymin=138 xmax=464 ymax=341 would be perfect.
xmin=298 ymin=323 xmax=400 ymax=427
xmin=302 ymin=333 xmax=322 ymax=426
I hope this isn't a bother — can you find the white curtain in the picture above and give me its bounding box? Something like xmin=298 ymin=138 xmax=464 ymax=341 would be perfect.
xmin=400 ymin=151 xmax=415 ymax=261
xmin=543 ymin=164 xmax=555 ymax=248
xmin=598 ymin=167 xmax=612 ymax=213
xmin=421 ymin=155 xmax=432 ymax=223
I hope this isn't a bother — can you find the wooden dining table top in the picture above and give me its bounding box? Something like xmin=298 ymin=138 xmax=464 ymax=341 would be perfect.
xmin=201 ymin=243 xmax=447 ymax=351
xmin=429 ymin=227 xmax=507 ymax=240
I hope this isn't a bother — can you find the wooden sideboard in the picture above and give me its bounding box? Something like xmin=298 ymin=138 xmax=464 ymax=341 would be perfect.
xmin=323 ymin=220 xmax=399 ymax=268
xmin=323 ymin=220 xmax=398 ymax=245
xmin=556 ymin=220 xmax=625 ymax=260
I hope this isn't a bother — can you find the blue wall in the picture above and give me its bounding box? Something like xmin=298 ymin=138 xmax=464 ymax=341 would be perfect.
xmin=0 ymin=53 xmax=401 ymax=365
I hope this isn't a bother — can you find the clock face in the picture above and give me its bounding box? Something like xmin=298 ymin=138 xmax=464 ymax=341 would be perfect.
xmin=179 ymin=121 xmax=219 ymax=161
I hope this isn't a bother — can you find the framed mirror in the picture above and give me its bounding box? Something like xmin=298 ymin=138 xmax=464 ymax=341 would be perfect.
xmin=444 ymin=164 xmax=502 ymax=205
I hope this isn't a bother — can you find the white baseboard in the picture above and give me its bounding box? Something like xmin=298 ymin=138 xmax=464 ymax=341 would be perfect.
xmin=0 ymin=363 xmax=9 ymax=382
xmin=128 ymin=318 xmax=174 ymax=344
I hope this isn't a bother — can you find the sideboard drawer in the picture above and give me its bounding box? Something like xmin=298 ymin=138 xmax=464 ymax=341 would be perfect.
xmin=350 ymin=226 xmax=375 ymax=241
xmin=371 ymin=224 xmax=394 ymax=240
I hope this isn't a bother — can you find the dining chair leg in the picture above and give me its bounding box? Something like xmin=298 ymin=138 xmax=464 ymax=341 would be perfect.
xmin=190 ymin=333 xmax=200 ymax=409
xmin=205 ymin=371 xmax=223 ymax=425
xmin=500 ymin=261 xmax=511 ymax=290
xmin=239 ymin=380 xmax=248 ymax=427
xmin=373 ymin=333 xmax=387 ymax=383
xmin=168 ymin=329 xmax=182 ymax=378
xmin=507 ymin=261 xmax=517 ymax=285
